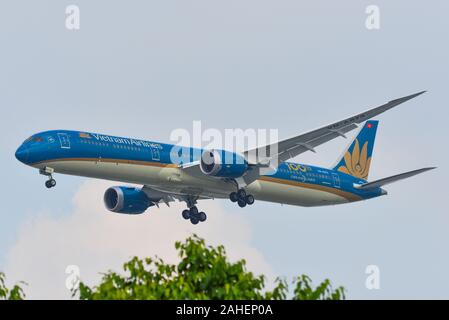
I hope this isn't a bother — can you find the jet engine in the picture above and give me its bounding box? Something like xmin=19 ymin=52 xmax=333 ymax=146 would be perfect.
xmin=200 ymin=149 xmax=248 ymax=178
xmin=103 ymin=186 xmax=154 ymax=214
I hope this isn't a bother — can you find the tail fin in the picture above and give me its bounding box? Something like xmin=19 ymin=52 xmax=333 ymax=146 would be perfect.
xmin=332 ymin=120 xmax=379 ymax=180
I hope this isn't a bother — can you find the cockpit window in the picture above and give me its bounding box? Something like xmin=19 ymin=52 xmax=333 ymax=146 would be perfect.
xmin=25 ymin=136 xmax=43 ymax=143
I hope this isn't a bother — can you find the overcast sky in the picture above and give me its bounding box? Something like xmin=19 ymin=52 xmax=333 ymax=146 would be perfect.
xmin=0 ymin=1 xmax=448 ymax=299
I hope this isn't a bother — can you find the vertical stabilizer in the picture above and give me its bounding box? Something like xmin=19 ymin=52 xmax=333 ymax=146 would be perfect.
xmin=332 ymin=120 xmax=378 ymax=180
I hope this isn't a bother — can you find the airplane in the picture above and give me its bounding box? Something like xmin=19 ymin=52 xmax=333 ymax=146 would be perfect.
xmin=15 ymin=91 xmax=435 ymax=225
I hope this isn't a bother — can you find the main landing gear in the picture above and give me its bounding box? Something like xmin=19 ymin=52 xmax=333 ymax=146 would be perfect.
xmin=182 ymin=206 xmax=207 ymax=225
xmin=229 ymin=188 xmax=255 ymax=208
xmin=40 ymin=167 xmax=56 ymax=189
xmin=182 ymin=197 xmax=207 ymax=225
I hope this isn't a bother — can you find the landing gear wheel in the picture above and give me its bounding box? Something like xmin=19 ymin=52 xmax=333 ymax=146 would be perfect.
xmin=229 ymin=192 xmax=238 ymax=202
xmin=238 ymin=199 xmax=247 ymax=208
xmin=188 ymin=206 xmax=201 ymax=224
xmin=190 ymin=206 xmax=198 ymax=216
xmin=237 ymin=189 xmax=246 ymax=199
xmin=199 ymin=212 xmax=207 ymax=222
xmin=190 ymin=216 xmax=199 ymax=225
xmin=245 ymin=194 xmax=255 ymax=205
xmin=182 ymin=209 xmax=190 ymax=220
xmin=45 ymin=179 xmax=56 ymax=189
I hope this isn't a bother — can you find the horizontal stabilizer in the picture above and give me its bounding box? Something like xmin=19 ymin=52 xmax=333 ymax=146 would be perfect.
xmin=355 ymin=167 xmax=436 ymax=190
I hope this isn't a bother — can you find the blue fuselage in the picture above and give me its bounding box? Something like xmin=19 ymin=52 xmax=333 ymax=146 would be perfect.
xmin=15 ymin=130 xmax=385 ymax=205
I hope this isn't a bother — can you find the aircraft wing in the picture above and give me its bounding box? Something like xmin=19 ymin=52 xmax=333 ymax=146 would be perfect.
xmin=177 ymin=91 xmax=426 ymax=188
xmin=354 ymin=167 xmax=436 ymax=190
xmin=178 ymin=158 xmax=264 ymax=189
xmin=142 ymin=184 xmax=218 ymax=207
xmin=244 ymin=91 xmax=426 ymax=164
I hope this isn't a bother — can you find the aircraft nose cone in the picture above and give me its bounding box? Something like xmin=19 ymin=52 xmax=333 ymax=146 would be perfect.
xmin=15 ymin=146 xmax=29 ymax=163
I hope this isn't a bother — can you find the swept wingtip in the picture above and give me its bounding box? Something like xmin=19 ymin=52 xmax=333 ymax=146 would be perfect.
xmin=414 ymin=90 xmax=427 ymax=97
xmin=418 ymin=166 xmax=437 ymax=174
xmin=389 ymin=90 xmax=427 ymax=104
xmin=407 ymin=90 xmax=427 ymax=99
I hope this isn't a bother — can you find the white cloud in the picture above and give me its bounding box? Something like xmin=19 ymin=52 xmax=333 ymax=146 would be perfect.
xmin=4 ymin=180 xmax=273 ymax=299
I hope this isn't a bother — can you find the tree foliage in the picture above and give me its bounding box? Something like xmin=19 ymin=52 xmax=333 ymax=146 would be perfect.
xmin=0 ymin=272 xmax=25 ymax=300
xmin=76 ymin=235 xmax=345 ymax=300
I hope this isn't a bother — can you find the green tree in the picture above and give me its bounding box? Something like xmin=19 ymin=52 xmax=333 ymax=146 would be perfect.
xmin=76 ymin=235 xmax=345 ymax=300
xmin=0 ymin=272 xmax=25 ymax=300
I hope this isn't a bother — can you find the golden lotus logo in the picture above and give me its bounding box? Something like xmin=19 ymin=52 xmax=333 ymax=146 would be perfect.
xmin=338 ymin=139 xmax=371 ymax=179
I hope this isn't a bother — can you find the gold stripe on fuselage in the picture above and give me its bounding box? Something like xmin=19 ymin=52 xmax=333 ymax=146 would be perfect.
xmin=32 ymin=157 xmax=178 ymax=168
xmin=259 ymin=176 xmax=361 ymax=202
xmin=32 ymin=157 xmax=361 ymax=202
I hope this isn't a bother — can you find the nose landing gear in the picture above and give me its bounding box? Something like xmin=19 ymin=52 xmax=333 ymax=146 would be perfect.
xmin=229 ymin=189 xmax=254 ymax=208
xmin=40 ymin=167 xmax=56 ymax=189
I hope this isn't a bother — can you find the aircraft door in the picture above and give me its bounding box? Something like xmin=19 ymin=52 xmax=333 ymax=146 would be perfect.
xmin=332 ymin=172 xmax=341 ymax=188
xmin=57 ymin=133 xmax=71 ymax=149
xmin=151 ymin=146 xmax=160 ymax=161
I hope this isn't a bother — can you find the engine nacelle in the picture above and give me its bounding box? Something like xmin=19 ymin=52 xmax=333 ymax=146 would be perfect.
xmin=104 ymin=186 xmax=154 ymax=214
xmin=200 ymin=149 xmax=248 ymax=178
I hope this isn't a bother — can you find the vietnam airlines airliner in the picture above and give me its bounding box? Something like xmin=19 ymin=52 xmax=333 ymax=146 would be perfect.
xmin=15 ymin=91 xmax=435 ymax=224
